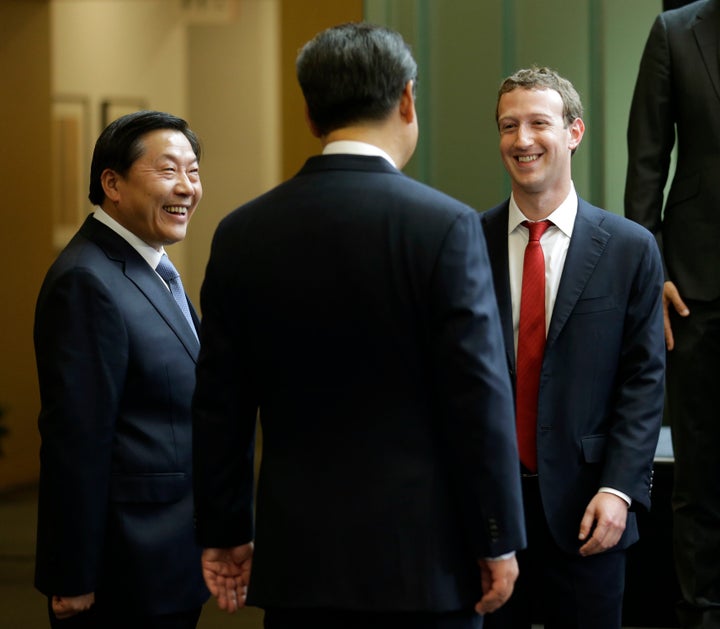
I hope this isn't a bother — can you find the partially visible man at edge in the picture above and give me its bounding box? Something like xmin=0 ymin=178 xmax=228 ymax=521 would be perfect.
xmin=625 ymin=2 xmax=720 ymax=626
xmin=192 ymin=21 xmax=526 ymax=629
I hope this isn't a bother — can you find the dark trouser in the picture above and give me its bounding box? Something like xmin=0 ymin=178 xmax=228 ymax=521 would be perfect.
xmin=263 ymin=608 xmax=483 ymax=629
xmin=669 ymin=299 xmax=720 ymax=629
xmin=47 ymin=598 xmax=202 ymax=629
xmin=483 ymin=475 xmax=625 ymax=629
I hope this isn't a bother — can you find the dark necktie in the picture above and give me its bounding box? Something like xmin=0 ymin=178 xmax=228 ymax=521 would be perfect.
xmin=516 ymin=220 xmax=551 ymax=472
xmin=156 ymin=254 xmax=197 ymax=340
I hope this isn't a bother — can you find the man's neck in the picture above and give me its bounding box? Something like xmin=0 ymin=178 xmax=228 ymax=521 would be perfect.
xmin=322 ymin=124 xmax=406 ymax=169
xmin=512 ymin=184 xmax=571 ymax=221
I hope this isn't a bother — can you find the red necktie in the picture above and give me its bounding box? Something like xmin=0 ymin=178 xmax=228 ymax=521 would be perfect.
xmin=516 ymin=220 xmax=551 ymax=472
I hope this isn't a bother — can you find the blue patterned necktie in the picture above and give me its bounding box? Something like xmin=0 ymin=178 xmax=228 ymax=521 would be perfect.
xmin=156 ymin=254 xmax=198 ymax=340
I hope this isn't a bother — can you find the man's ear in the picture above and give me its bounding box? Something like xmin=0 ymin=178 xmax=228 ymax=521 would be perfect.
xmin=304 ymin=103 xmax=322 ymax=138
xmin=399 ymin=80 xmax=416 ymax=125
xmin=101 ymin=168 xmax=121 ymax=203
xmin=568 ymin=117 xmax=585 ymax=151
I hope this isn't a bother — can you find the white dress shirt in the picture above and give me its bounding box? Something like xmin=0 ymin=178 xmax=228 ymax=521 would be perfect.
xmin=508 ymin=185 xmax=576 ymax=354
xmin=507 ymin=185 xmax=631 ymax=507
xmin=322 ymin=140 xmax=397 ymax=168
xmin=92 ymin=206 xmax=166 ymax=279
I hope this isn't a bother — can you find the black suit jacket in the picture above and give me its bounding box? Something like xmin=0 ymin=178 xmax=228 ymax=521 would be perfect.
xmin=34 ymin=216 xmax=208 ymax=615
xmin=625 ymin=0 xmax=720 ymax=300
xmin=481 ymin=199 xmax=665 ymax=554
xmin=193 ymin=154 xmax=526 ymax=612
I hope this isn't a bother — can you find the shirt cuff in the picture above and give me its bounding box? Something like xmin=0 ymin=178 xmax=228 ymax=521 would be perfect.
xmin=484 ymin=551 xmax=516 ymax=561
xmin=599 ymin=487 xmax=631 ymax=507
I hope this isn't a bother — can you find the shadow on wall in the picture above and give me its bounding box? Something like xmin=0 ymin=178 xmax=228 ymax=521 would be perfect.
xmin=0 ymin=406 xmax=8 ymax=457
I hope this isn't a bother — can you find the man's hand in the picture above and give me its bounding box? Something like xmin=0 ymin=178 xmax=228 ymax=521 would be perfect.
xmin=51 ymin=593 xmax=95 ymax=619
xmin=476 ymin=555 xmax=519 ymax=615
xmin=201 ymin=544 xmax=253 ymax=613
xmin=578 ymin=492 xmax=628 ymax=556
xmin=663 ymin=281 xmax=689 ymax=350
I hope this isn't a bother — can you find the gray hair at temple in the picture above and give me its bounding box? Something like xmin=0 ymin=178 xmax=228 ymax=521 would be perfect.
xmin=496 ymin=66 xmax=584 ymax=129
xmin=296 ymin=22 xmax=418 ymax=137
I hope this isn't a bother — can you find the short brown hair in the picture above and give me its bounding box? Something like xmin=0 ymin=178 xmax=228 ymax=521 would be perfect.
xmin=496 ymin=66 xmax=583 ymax=128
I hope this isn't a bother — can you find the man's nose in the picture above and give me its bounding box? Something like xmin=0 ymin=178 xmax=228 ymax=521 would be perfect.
xmin=175 ymin=172 xmax=195 ymax=194
xmin=515 ymin=124 xmax=533 ymax=147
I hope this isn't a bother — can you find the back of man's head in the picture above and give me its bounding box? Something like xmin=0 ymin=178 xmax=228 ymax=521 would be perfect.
xmin=296 ymin=22 xmax=417 ymax=137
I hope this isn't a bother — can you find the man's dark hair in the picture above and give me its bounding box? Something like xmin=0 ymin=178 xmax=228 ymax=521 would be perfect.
xmin=88 ymin=110 xmax=201 ymax=206
xmin=296 ymin=22 xmax=417 ymax=137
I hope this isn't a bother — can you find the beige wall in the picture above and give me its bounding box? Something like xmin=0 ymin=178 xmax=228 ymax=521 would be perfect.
xmin=0 ymin=1 xmax=53 ymax=489
xmin=50 ymin=0 xmax=191 ymax=272
xmin=186 ymin=0 xmax=283 ymax=304
xmin=0 ymin=0 xmax=361 ymax=490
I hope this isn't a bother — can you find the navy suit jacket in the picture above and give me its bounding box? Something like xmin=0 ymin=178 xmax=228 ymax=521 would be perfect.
xmin=481 ymin=198 xmax=665 ymax=554
xmin=193 ymin=154 xmax=526 ymax=612
xmin=625 ymin=0 xmax=720 ymax=300
xmin=34 ymin=215 xmax=208 ymax=615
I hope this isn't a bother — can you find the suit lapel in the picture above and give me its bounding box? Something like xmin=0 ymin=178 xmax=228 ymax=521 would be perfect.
xmin=693 ymin=0 xmax=720 ymax=104
xmin=546 ymin=201 xmax=610 ymax=349
xmin=481 ymin=204 xmax=516 ymax=371
xmin=124 ymin=256 xmax=200 ymax=358
xmin=80 ymin=217 xmax=200 ymax=359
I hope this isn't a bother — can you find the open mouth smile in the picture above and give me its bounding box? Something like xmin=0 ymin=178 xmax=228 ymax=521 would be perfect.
xmin=164 ymin=206 xmax=189 ymax=216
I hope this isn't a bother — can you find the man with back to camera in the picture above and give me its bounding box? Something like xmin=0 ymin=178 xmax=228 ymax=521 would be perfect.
xmin=34 ymin=110 xmax=208 ymax=628
xmin=192 ymin=22 xmax=526 ymax=629
xmin=480 ymin=66 xmax=665 ymax=629
xmin=625 ymin=2 xmax=720 ymax=626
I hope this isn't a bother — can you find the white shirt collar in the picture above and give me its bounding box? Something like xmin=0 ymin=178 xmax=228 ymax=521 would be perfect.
xmin=322 ymin=140 xmax=397 ymax=168
xmin=92 ymin=206 xmax=165 ymax=269
xmin=508 ymin=182 xmax=578 ymax=237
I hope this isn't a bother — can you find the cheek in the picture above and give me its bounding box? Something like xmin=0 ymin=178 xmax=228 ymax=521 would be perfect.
xmin=500 ymin=136 xmax=515 ymax=153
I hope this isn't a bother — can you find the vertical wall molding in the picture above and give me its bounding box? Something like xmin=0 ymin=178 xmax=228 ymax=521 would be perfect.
xmin=588 ymin=0 xmax=606 ymax=208
xmin=501 ymin=0 xmax=516 ymax=80
xmin=414 ymin=0 xmax=431 ymax=185
xmin=500 ymin=0 xmax=517 ymax=200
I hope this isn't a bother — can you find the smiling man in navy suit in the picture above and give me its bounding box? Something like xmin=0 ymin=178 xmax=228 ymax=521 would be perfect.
xmin=192 ymin=22 xmax=526 ymax=629
xmin=480 ymin=67 xmax=665 ymax=629
xmin=34 ymin=110 xmax=208 ymax=628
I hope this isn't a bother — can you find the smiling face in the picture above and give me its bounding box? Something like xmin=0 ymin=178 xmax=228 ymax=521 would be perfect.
xmin=101 ymin=129 xmax=202 ymax=250
xmin=497 ymin=87 xmax=584 ymax=217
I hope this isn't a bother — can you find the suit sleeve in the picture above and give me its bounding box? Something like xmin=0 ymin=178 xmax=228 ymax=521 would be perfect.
xmin=429 ymin=210 xmax=526 ymax=559
xmin=192 ymin=227 xmax=257 ymax=548
xmin=624 ymin=13 xmax=675 ymax=263
xmin=601 ymin=232 xmax=665 ymax=510
xmin=34 ymin=268 xmax=128 ymax=596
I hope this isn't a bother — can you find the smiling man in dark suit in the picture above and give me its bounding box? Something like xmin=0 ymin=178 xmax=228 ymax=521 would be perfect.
xmin=192 ymin=21 xmax=526 ymax=629
xmin=34 ymin=110 xmax=208 ymax=628
xmin=625 ymin=2 xmax=720 ymax=626
xmin=480 ymin=67 xmax=665 ymax=629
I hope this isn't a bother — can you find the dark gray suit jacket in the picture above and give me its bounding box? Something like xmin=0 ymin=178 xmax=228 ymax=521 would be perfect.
xmin=482 ymin=199 xmax=665 ymax=554
xmin=193 ymin=154 xmax=526 ymax=612
xmin=625 ymin=0 xmax=720 ymax=300
xmin=34 ymin=215 xmax=208 ymax=615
